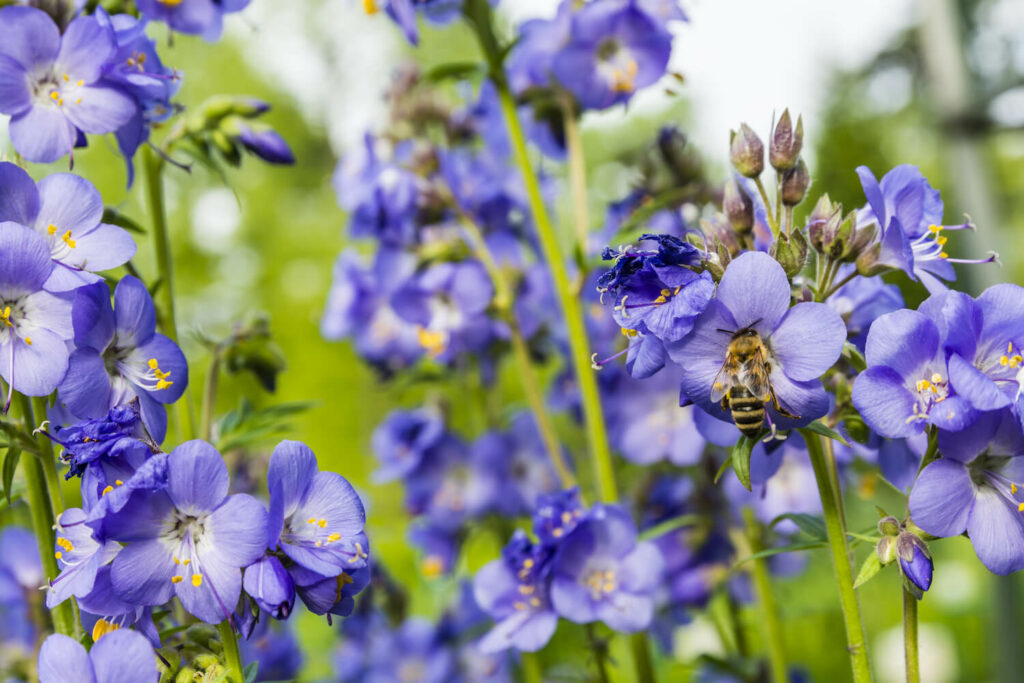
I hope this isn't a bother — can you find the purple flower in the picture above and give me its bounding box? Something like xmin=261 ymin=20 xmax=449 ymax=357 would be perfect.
xmin=506 ymin=1 xmax=573 ymax=94
xmin=243 ymin=556 xmax=295 ymax=620
xmin=472 ymin=413 xmax=559 ymax=517
xmin=267 ymin=440 xmax=369 ymax=577
xmin=103 ymin=440 xmax=268 ymax=624
xmin=239 ymin=618 xmax=303 ymax=683
xmin=0 ymin=527 xmax=41 ymax=650
xmin=0 ymin=7 xmax=136 ymax=164
xmin=136 ymin=0 xmax=250 ymax=41
xmin=38 ymin=629 xmax=156 ymax=683
xmin=362 ymin=618 xmax=455 ymax=683
xmin=897 ymin=535 xmax=933 ymax=594
xmin=58 ymin=276 xmax=188 ymax=443
xmin=371 ymin=407 xmax=445 ymax=483
xmin=551 ymin=504 xmax=664 ymax=632
xmin=383 ymin=0 xmax=464 ymax=45
xmin=54 ymin=401 xmax=150 ymax=479
xmin=909 ymin=410 xmax=1024 ymax=574
xmin=0 ymin=221 xmax=72 ymax=403
xmin=827 ymin=266 xmax=904 ymax=351
xmin=473 ymin=530 xmax=558 ymax=653
xmin=667 ymin=251 xmax=847 ymax=432
xmin=290 ymin=564 xmax=370 ymax=619
xmin=234 ymin=119 xmax=295 ymax=164
xmin=551 ymin=0 xmax=674 ymax=110
xmin=46 ymin=507 xmax=121 ymax=609
xmin=533 ymin=487 xmax=585 ymax=546
xmin=857 ymin=164 xmax=996 ymax=293
xmin=0 ymin=163 xmax=136 ymax=291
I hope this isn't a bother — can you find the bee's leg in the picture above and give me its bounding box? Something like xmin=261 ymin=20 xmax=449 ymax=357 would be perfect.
xmin=770 ymin=388 xmax=799 ymax=419
xmin=720 ymin=395 xmax=730 ymax=412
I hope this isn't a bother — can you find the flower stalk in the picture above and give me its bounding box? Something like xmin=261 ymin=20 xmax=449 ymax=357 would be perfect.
xmin=742 ymin=507 xmax=788 ymax=683
xmin=561 ymin=93 xmax=590 ymax=270
xmin=903 ymin=586 xmax=920 ymax=683
xmin=801 ymin=429 xmax=872 ymax=682
xmin=217 ymin=620 xmax=245 ymax=683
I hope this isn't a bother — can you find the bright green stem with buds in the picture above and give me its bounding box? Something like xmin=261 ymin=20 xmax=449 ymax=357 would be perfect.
xmin=802 ymin=429 xmax=872 ymax=682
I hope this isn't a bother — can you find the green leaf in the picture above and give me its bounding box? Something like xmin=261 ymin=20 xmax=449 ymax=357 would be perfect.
xmin=102 ymin=207 xmax=146 ymax=234
xmin=215 ymin=400 xmax=314 ymax=453
xmin=731 ymin=437 xmax=756 ymax=491
xmin=733 ymin=540 xmax=826 ymax=568
xmin=713 ymin=453 xmax=732 ymax=484
xmin=423 ymin=61 xmax=484 ymax=83
xmin=243 ymin=662 xmax=259 ymax=683
xmin=803 ymin=420 xmax=850 ymax=446
xmin=842 ymin=341 xmax=867 ymax=372
xmin=853 ymin=551 xmax=883 ymax=589
xmin=638 ymin=514 xmax=702 ymax=542
xmin=2 ymin=446 xmax=20 ymax=505
xmin=770 ymin=513 xmax=828 ymax=541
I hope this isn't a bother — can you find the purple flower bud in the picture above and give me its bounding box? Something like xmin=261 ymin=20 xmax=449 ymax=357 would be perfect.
xmin=235 ymin=121 xmax=295 ymax=165
xmin=243 ymin=556 xmax=296 ymax=620
xmin=780 ymin=158 xmax=810 ymax=206
xmin=729 ymin=124 xmax=764 ymax=178
xmin=723 ymin=180 xmax=754 ymax=234
xmin=770 ymin=109 xmax=803 ymax=171
xmin=897 ymin=534 xmax=933 ymax=594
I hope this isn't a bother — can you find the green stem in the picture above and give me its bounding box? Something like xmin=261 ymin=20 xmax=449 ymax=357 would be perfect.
xmin=494 ymin=83 xmax=617 ymax=502
xmin=217 ymin=620 xmax=245 ymax=683
xmin=561 ymin=93 xmax=590 ymax=270
xmin=754 ymin=176 xmax=778 ymax=237
xmin=26 ymin=396 xmax=65 ymax=519
xmin=743 ymin=508 xmax=788 ymax=683
xmin=823 ymin=436 xmax=847 ymax=531
xmin=16 ymin=395 xmax=76 ymax=637
xmin=586 ymin=625 xmax=612 ymax=683
xmin=802 ymin=430 xmax=872 ymax=682
xmin=822 ymin=270 xmax=858 ymax=301
xmin=903 ymin=588 xmax=920 ymax=683
xmin=200 ymin=350 xmax=221 ymax=442
xmin=142 ymin=147 xmax=196 ymax=441
xmin=457 ymin=215 xmax=576 ymax=489
xmin=521 ymin=652 xmax=543 ymax=683
xmin=630 ymin=632 xmax=657 ymax=683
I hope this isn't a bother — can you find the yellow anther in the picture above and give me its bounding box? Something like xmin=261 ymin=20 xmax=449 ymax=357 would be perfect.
xmin=603 ymin=582 xmax=615 ymax=592
xmin=1018 ymin=502 xmax=1024 ymax=513
xmin=620 ymin=327 xmax=638 ymax=338
xmin=91 ymin=619 xmax=121 ymax=642
xmin=63 ymin=74 xmax=69 ymax=82
xmin=101 ymin=485 xmax=113 ymax=496
xmin=653 ymin=295 xmax=667 ymax=304
xmin=155 ymin=379 xmax=173 ymax=390
xmin=916 ymin=379 xmax=931 ymax=392
xmin=174 ymin=557 xmax=180 ymax=565
xmin=416 ymin=327 xmax=446 ymax=357
xmin=1002 ymin=356 xmax=1010 ymax=366
xmin=936 ymin=235 xmax=948 ymax=246
xmin=552 ymin=527 xmax=563 ymax=538
xmin=76 ymin=79 xmax=83 ymax=87
xmin=928 ymin=224 xmax=942 ymax=234
xmin=561 ymin=511 xmax=573 ymax=523
xmin=148 ymin=358 xmax=159 ymax=369
xmin=529 ymin=597 xmax=541 ymax=607
xmin=57 ymin=98 xmax=63 ymax=106
xmin=55 ymin=551 xmax=62 ymax=559
xmin=1013 ymin=483 xmax=1018 ymax=494
xmin=24 ymin=337 xmax=31 ymax=346
xmin=421 ymin=555 xmax=443 ymax=578
xmin=363 ymin=0 xmax=378 ymax=13
xmin=523 ymin=558 xmax=534 ymax=569
xmin=315 ymin=540 xmax=323 ymax=547
xmin=171 ymin=575 xmax=183 ymax=584
xmin=307 ymin=518 xmax=316 ymax=524
xmin=50 ymin=91 xmax=59 ymax=101
xmin=660 ymin=289 xmax=671 ymax=297
xmin=940 ymin=252 xmax=949 ymax=259
xmin=518 ymin=584 xmax=534 ymax=595
xmin=191 ymin=574 xmax=202 ymax=587
xmin=931 ymin=373 xmax=943 ymax=384
xmin=75 ymin=98 xmax=82 ymax=105
xmin=61 ymin=230 xmax=76 ymax=248
xmin=126 ymin=57 xmax=135 ymax=67
xmin=611 ymin=59 xmax=639 ymax=93
xmin=318 ymin=518 xmax=327 ymax=528
xmin=513 ymin=601 xmax=527 ymax=611
xmin=114 ymin=479 xmax=123 ymax=486
xmin=327 ymin=532 xmax=341 ymax=542
xmin=47 ymin=224 xmax=57 ymax=236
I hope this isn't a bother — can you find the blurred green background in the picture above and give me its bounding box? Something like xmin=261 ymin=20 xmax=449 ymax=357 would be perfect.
xmin=3 ymin=0 xmax=1024 ymax=680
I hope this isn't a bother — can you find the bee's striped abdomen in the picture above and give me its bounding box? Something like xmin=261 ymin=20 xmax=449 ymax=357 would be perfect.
xmin=728 ymin=387 xmax=765 ymax=438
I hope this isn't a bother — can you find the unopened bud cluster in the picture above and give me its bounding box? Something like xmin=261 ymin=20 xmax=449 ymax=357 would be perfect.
xmin=181 ymin=95 xmax=295 ymax=167
xmin=877 ymin=515 xmax=933 ymax=599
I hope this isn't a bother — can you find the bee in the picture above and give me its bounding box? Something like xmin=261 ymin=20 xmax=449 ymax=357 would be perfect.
xmin=711 ymin=323 xmax=798 ymax=438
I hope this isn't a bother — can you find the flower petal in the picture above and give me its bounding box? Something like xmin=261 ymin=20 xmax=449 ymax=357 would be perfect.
xmin=6 ymin=328 xmax=68 ymax=397
xmin=0 ymin=161 xmax=38 ymax=224
xmin=267 ymin=440 xmax=319 ymax=545
xmin=9 ymin=105 xmax=75 ymax=164
xmin=0 ymin=6 xmax=60 ymax=72
xmin=203 ymin=494 xmax=268 ymax=568
xmin=0 ymin=221 xmax=52 ymax=294
xmin=132 ymin=333 xmax=188 ymax=403
xmin=109 ymin=538 xmax=175 ymax=608
xmin=948 ymin=353 xmax=1010 ymax=411
xmin=864 ymin=309 xmax=938 ymax=379
xmin=715 ymin=251 xmax=790 ymax=333
xmin=175 ymin=551 xmax=240 ymax=624
xmin=71 ymin=281 xmax=115 ymax=352
xmin=38 ymin=634 xmax=95 ymax=683
xmin=908 ymin=458 xmax=973 ymax=537
xmin=58 ymin=349 xmax=111 ymax=419
xmin=966 ymin=487 xmax=1024 ymax=575
xmin=54 ymin=15 xmax=115 ymax=83
xmin=769 ymin=302 xmax=846 ymax=381
xmin=113 ymin=275 xmax=156 ymax=348
xmin=479 ymin=610 xmax=557 ymax=653
xmin=35 ymin=173 xmax=103 ymax=237
xmin=167 ymin=440 xmax=228 ymax=514
xmin=89 ymin=629 xmax=157 ymax=683
xmin=62 ymin=84 xmax=136 ymax=135
xmin=852 ymin=366 xmax=920 ymax=438
xmin=62 ymin=223 xmax=136 ymax=273
xmin=918 ymin=290 xmax=980 ymax=360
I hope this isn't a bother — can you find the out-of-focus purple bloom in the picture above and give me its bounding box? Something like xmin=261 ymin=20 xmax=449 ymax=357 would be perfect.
xmin=827 ymin=265 xmax=903 ymax=351
xmin=0 ymin=7 xmax=136 ymax=164
xmin=856 ymin=164 xmax=996 ymax=293
xmin=727 ymin=435 xmax=821 ymax=529
xmin=551 ymin=0 xmax=674 ymax=110
xmin=551 ymin=504 xmax=664 ymax=632
xmin=231 ymin=119 xmax=296 ymax=164
xmin=321 ymin=248 xmax=424 ymax=373
xmin=58 ymin=277 xmax=188 ymax=443
xmin=363 ymin=618 xmax=455 ymax=683
xmin=410 ymin=521 xmax=460 ymax=578
xmin=103 ymin=440 xmax=268 ymax=624
xmin=473 ymin=530 xmax=558 ymax=653
xmin=239 ymin=618 xmax=303 ymax=683
xmin=0 ymin=527 xmax=40 ymax=651
xmin=136 ymin=0 xmax=250 ymax=41
xmin=473 ymin=413 xmax=559 ymax=517
xmin=668 ymin=251 xmax=846 ymax=431
xmin=0 ymin=163 xmax=136 ymax=291
xmin=267 ymin=440 xmax=369 ymax=577
xmin=38 ymin=629 xmax=156 ymax=683
xmin=391 ymin=260 xmax=497 ymax=364
xmin=372 ymin=407 xmax=445 ymax=483
xmin=506 ymin=1 xmax=573 ymax=94
xmin=909 ymin=410 xmax=1024 ymax=574
xmin=0 ymin=221 xmax=72 ymax=401
xmin=533 ymin=487 xmax=585 ymax=546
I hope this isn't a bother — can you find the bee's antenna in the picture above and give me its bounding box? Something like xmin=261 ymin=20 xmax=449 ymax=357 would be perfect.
xmin=715 ymin=328 xmax=735 ymax=335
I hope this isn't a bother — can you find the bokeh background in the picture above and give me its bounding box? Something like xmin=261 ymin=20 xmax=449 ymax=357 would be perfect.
xmin=3 ymin=0 xmax=1024 ymax=680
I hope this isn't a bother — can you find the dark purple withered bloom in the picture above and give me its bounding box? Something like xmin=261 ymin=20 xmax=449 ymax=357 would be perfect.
xmin=473 ymin=530 xmax=558 ymax=653
xmin=372 ymin=407 xmax=445 ymax=483
xmin=0 ymin=163 xmax=136 ymax=291
xmin=267 ymin=440 xmax=369 ymax=578
xmin=0 ymin=221 xmax=72 ymax=404
xmin=857 ymin=164 xmax=996 ymax=293
xmin=58 ymin=276 xmax=188 ymax=443
xmin=0 ymin=6 xmax=136 ymax=164
xmin=909 ymin=410 xmax=1024 ymax=574
xmin=38 ymin=629 xmax=156 ymax=683
xmin=552 ymin=0 xmax=674 ymax=110
xmin=54 ymin=401 xmax=150 ymax=480
xmin=136 ymin=0 xmax=250 ymax=41
xmin=103 ymin=440 xmax=268 ymax=624
xmin=668 ymin=251 xmax=846 ymax=431
xmin=551 ymin=504 xmax=664 ymax=632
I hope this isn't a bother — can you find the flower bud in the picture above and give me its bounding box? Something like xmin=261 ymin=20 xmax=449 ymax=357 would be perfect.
xmin=174 ymin=668 xmax=197 ymax=683
xmin=771 ymin=231 xmax=807 ymax=279
xmin=897 ymin=532 xmax=933 ymax=596
xmin=193 ymin=654 xmax=221 ymax=671
xmin=876 ymin=535 xmax=897 ymax=566
xmin=243 ymin=556 xmax=296 ymax=620
xmin=729 ymin=124 xmax=764 ymax=178
xmin=723 ymin=180 xmax=754 ymax=234
xmin=842 ymin=222 xmax=876 ymax=264
xmin=770 ymin=109 xmax=803 ymax=171
xmin=855 ymin=243 xmax=888 ymax=277
xmin=780 ymin=158 xmax=810 ymax=206
xmin=806 ymin=194 xmax=836 ymax=252
xmin=185 ymin=623 xmax=218 ymax=650
xmin=878 ymin=516 xmax=901 ymax=537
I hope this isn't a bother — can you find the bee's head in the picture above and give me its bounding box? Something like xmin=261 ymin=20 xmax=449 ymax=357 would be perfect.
xmin=717 ymin=319 xmax=762 ymax=339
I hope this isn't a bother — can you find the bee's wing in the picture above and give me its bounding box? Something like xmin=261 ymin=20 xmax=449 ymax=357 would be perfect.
xmin=740 ymin=349 xmax=772 ymax=402
xmin=710 ymin=360 xmax=737 ymax=403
